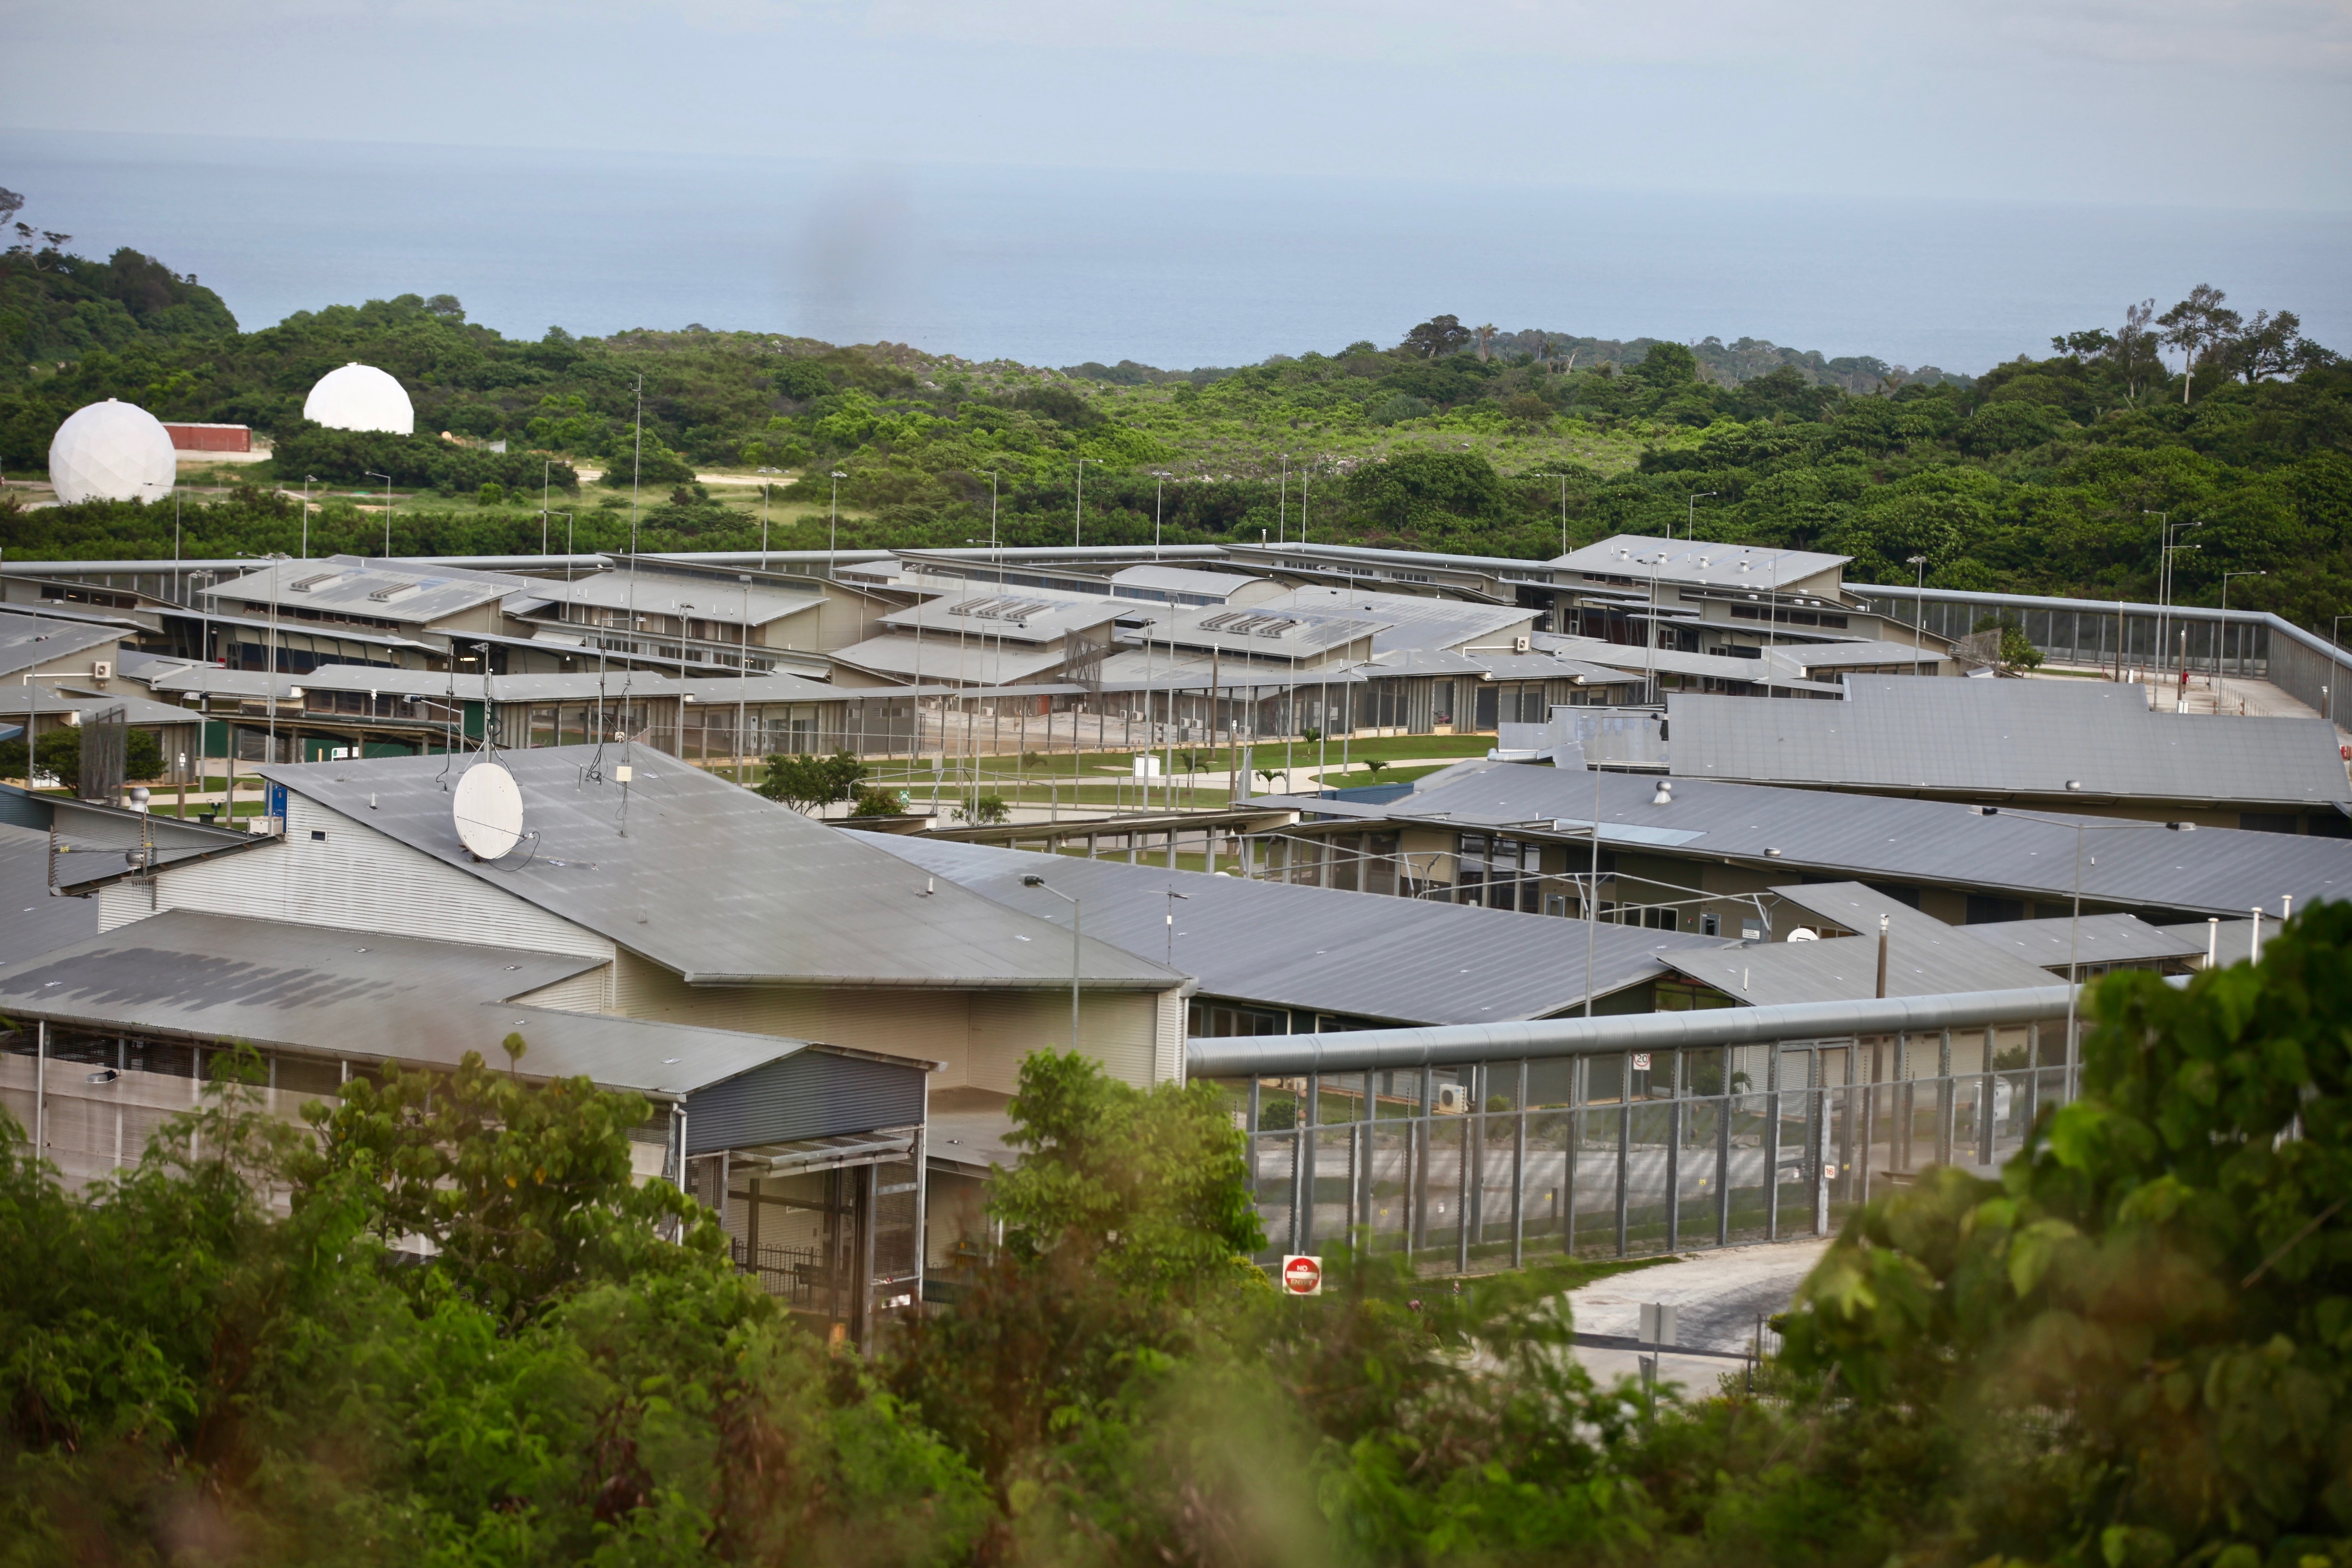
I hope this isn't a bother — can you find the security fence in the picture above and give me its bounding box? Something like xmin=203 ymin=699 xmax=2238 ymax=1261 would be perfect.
xmin=1189 ymin=987 xmax=2076 ymax=1272
xmin=1851 ymin=583 xmax=2352 ymax=723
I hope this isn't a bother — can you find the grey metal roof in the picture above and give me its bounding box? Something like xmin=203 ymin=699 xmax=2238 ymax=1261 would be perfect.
xmin=1310 ymin=757 xmax=2352 ymax=920
xmin=1666 ymin=678 xmax=2352 ymax=807
xmin=1649 ymin=881 xmax=2055 ymax=1005
xmin=1958 ymin=911 xmax=2207 ymax=969
xmin=1107 ymin=563 xmax=1271 ymax=601
xmin=1155 ymin=603 xmax=1386 ymax=659
xmin=1532 ymin=632 xmax=1846 ymax=692
xmin=828 ymin=637 xmax=1071 ymax=686
xmin=531 ymin=566 xmax=826 ymax=629
xmin=1770 ymin=639 xmax=1945 ymax=671
xmin=9 ymin=687 xmax=202 ymax=726
xmin=146 ymin=663 xmax=689 ymax=705
xmin=203 ymin=557 xmax=526 ymax=627
xmin=1551 ymin=535 xmax=1851 ymax=592
xmin=0 ymin=824 xmax=98 ymax=967
xmin=0 ymin=613 xmax=122 ymax=677
xmin=39 ymin=793 xmax=262 ymax=890
xmin=849 ymin=832 xmax=1731 ymax=1025
xmin=1088 ymin=647 xmax=1367 ymax=691
xmin=880 ymin=589 xmax=1128 ymax=643
xmin=1258 ymin=586 xmax=1531 ymax=654
xmin=258 ymin=744 xmax=1181 ymax=990
xmin=0 ymin=908 xmax=825 ymax=1097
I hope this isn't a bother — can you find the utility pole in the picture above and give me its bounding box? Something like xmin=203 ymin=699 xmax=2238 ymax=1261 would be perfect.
xmin=1685 ymin=490 xmax=1717 ymax=541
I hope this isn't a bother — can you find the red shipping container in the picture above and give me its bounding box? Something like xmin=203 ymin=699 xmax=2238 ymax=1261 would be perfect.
xmin=160 ymin=422 xmax=252 ymax=453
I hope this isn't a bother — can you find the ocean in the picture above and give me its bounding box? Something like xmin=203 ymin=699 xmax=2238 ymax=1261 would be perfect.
xmin=6 ymin=128 xmax=2349 ymax=377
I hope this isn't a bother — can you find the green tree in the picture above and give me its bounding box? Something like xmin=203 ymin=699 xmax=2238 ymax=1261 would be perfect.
xmin=1779 ymin=903 xmax=2352 ymax=1562
xmin=757 ymin=746 xmax=867 ymax=811
xmin=2159 ymin=283 xmax=2244 ymax=403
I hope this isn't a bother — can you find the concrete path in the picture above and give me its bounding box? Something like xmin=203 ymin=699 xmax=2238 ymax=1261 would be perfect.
xmin=1565 ymin=1237 xmax=1833 ymax=1392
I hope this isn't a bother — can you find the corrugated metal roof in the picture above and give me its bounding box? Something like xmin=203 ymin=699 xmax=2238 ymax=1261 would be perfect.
xmin=0 ymin=908 xmax=825 ymax=1096
xmin=1772 ymin=639 xmax=1945 ymax=670
xmin=1532 ymin=632 xmax=1846 ymax=692
xmin=258 ymin=745 xmax=1182 ymax=990
xmin=1551 ymin=535 xmax=1851 ymax=591
xmin=0 ymin=823 xmax=98 ymax=966
xmin=1659 ymin=882 xmax=2050 ymax=1005
xmin=204 ymin=557 xmax=526 ymax=627
xmin=1332 ymin=758 xmax=2352 ymax=919
xmin=880 ymin=590 xmax=1128 ymax=642
xmin=0 ymin=613 xmax=121 ymax=677
xmin=828 ymin=637 xmax=1071 ymax=686
xmin=1667 ymin=678 xmax=2352 ymax=807
xmin=1157 ymin=602 xmax=1386 ymax=658
xmin=1108 ymin=564 xmax=1269 ymax=600
xmin=531 ymin=567 xmax=826 ymax=629
xmin=1958 ymin=912 xmax=2206 ymax=968
xmin=1259 ymin=586 xmax=1531 ymax=653
xmin=850 ymin=832 xmax=1731 ymax=1024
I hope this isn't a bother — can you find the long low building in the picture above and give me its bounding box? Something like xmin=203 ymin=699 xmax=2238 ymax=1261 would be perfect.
xmin=1663 ymin=677 xmax=2352 ymax=832
xmin=1242 ymin=755 xmax=2351 ymax=931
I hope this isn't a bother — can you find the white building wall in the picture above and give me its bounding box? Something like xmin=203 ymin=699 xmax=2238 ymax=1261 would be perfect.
xmin=99 ymin=794 xmax=614 ymax=963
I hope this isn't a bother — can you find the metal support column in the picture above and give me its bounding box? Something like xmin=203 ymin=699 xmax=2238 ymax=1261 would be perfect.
xmin=1510 ymin=1059 xmax=1528 ymax=1269
xmin=1714 ymin=1071 xmax=1732 ymax=1246
xmin=1664 ymin=1051 xmax=1683 ymax=1252
xmin=1613 ymin=1056 xmax=1631 ymax=1257
xmin=1763 ymin=1044 xmax=1783 ymax=1241
xmin=1295 ymin=1072 xmax=1319 ymax=1256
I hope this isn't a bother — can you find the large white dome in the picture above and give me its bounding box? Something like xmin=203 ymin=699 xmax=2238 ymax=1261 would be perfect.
xmin=48 ymin=399 xmax=177 ymax=505
xmin=303 ymin=361 xmax=415 ymax=434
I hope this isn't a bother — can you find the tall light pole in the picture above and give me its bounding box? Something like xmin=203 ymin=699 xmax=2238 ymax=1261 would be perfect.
xmin=2218 ymin=571 xmax=2265 ymax=713
xmin=1151 ymin=470 xmax=1171 ymax=558
xmin=238 ymin=551 xmax=292 ymax=768
xmin=1074 ymin=457 xmax=1096 ymax=548
xmin=541 ymin=458 xmax=553 ymax=556
xmin=301 ymin=474 xmax=317 ymax=560
xmin=1685 ymin=490 xmax=1718 ymax=541
xmin=1278 ymin=453 xmax=1289 ymax=544
xmin=1163 ymin=886 xmax=1189 ymax=966
xmin=755 ymin=467 xmax=781 ymax=569
xmin=1020 ymin=874 xmax=1082 ymax=1050
xmin=2331 ymin=614 xmax=2352 ymax=729
xmin=1532 ymin=472 xmax=1570 ymax=558
xmin=1907 ymin=554 xmax=1929 ymax=675
xmin=366 ymin=471 xmax=393 ymax=556
xmin=827 ymin=470 xmax=847 ymax=578
xmin=1971 ymin=795 xmax=2195 ymax=1086
xmin=737 ymin=573 xmax=753 ymax=783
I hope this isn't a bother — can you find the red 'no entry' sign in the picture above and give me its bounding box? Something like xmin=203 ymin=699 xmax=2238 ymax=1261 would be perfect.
xmin=1281 ymin=1254 xmax=1323 ymax=1296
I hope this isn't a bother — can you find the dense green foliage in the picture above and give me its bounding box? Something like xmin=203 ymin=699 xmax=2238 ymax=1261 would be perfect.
xmin=0 ymin=724 xmax=164 ymax=788
xmin=4 ymin=234 xmax=2345 ymax=630
xmin=4 ymin=914 xmax=2348 ymax=1566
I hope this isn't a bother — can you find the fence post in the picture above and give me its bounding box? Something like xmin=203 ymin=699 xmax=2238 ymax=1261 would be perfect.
xmin=1764 ymin=1042 xmax=1783 ymax=1241
xmin=1510 ymin=1059 xmax=1527 ymax=1268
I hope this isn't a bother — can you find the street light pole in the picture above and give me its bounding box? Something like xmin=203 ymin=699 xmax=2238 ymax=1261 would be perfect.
xmin=366 ymin=471 xmax=393 ymax=556
xmin=1532 ymin=472 xmax=1570 ymax=558
xmin=827 ymin=470 xmax=847 ymax=578
xmin=1151 ymin=470 xmax=1171 ymax=558
xmin=1971 ymin=795 xmax=2196 ymax=1088
xmin=2219 ymin=571 xmax=2265 ymax=713
xmin=1020 ymin=874 xmax=1083 ymax=1051
xmin=301 ymin=474 xmax=317 ymax=560
xmin=1907 ymin=554 xmax=1929 ymax=675
xmin=1685 ymin=491 xmax=1718 ymax=541
xmin=1074 ymin=457 xmax=1095 ymax=548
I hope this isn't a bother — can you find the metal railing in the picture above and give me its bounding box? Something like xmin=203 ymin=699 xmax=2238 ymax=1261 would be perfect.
xmin=1191 ymin=987 xmax=2077 ymax=1272
xmin=1850 ymin=582 xmax=2352 ymax=724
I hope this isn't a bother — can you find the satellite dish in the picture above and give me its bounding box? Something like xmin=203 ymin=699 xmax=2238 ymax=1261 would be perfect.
xmin=453 ymin=761 xmax=524 ymax=860
xmin=1788 ymin=927 xmax=1820 ymax=943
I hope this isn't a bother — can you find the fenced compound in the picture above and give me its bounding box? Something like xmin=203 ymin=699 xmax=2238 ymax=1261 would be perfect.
xmin=1851 ymin=583 xmax=2352 ymax=722
xmin=1192 ymin=987 xmax=2078 ymax=1273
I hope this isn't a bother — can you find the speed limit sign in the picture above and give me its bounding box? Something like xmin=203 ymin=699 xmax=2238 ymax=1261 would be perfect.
xmin=1281 ymin=1254 xmax=1323 ymax=1296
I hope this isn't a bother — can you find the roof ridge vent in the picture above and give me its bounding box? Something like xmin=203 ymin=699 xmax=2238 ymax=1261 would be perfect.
xmin=368 ymin=581 xmax=420 ymax=602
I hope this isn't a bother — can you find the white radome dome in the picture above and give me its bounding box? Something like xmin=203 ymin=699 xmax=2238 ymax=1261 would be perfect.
xmin=48 ymin=399 xmax=178 ymax=505
xmin=303 ymin=361 xmax=415 ymax=434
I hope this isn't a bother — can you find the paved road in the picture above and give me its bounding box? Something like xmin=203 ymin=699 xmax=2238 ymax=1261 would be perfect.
xmin=1564 ymin=1238 xmax=1833 ymax=1391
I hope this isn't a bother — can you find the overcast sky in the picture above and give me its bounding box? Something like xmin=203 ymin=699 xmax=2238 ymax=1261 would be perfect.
xmin=9 ymin=0 xmax=2350 ymax=209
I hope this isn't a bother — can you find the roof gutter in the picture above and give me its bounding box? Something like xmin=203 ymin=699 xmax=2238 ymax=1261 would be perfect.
xmin=1187 ymin=983 xmax=2074 ymax=1077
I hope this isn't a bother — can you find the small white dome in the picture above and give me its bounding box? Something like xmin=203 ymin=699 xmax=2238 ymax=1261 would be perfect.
xmin=48 ymin=399 xmax=177 ymax=505
xmin=303 ymin=361 xmax=415 ymax=435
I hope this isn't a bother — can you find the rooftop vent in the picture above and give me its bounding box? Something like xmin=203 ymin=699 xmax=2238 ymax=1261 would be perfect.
xmin=289 ymin=572 xmax=346 ymax=593
xmin=368 ymin=581 xmax=420 ymax=602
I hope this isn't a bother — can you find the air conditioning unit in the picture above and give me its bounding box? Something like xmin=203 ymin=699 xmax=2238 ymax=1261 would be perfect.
xmin=1433 ymin=1082 xmax=1470 ymax=1115
xmin=1512 ymin=636 xmax=1531 ymax=653
xmin=89 ymin=660 xmax=112 ymax=682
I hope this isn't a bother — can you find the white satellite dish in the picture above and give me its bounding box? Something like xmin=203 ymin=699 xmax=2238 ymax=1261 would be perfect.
xmin=453 ymin=761 xmax=524 ymax=860
xmin=1787 ymin=927 xmax=1820 ymax=943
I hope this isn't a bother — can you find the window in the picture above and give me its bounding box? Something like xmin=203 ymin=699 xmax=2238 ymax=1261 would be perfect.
xmin=1701 ymin=913 xmax=1720 ymax=936
xmin=1431 ymin=680 xmax=1454 ymax=726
